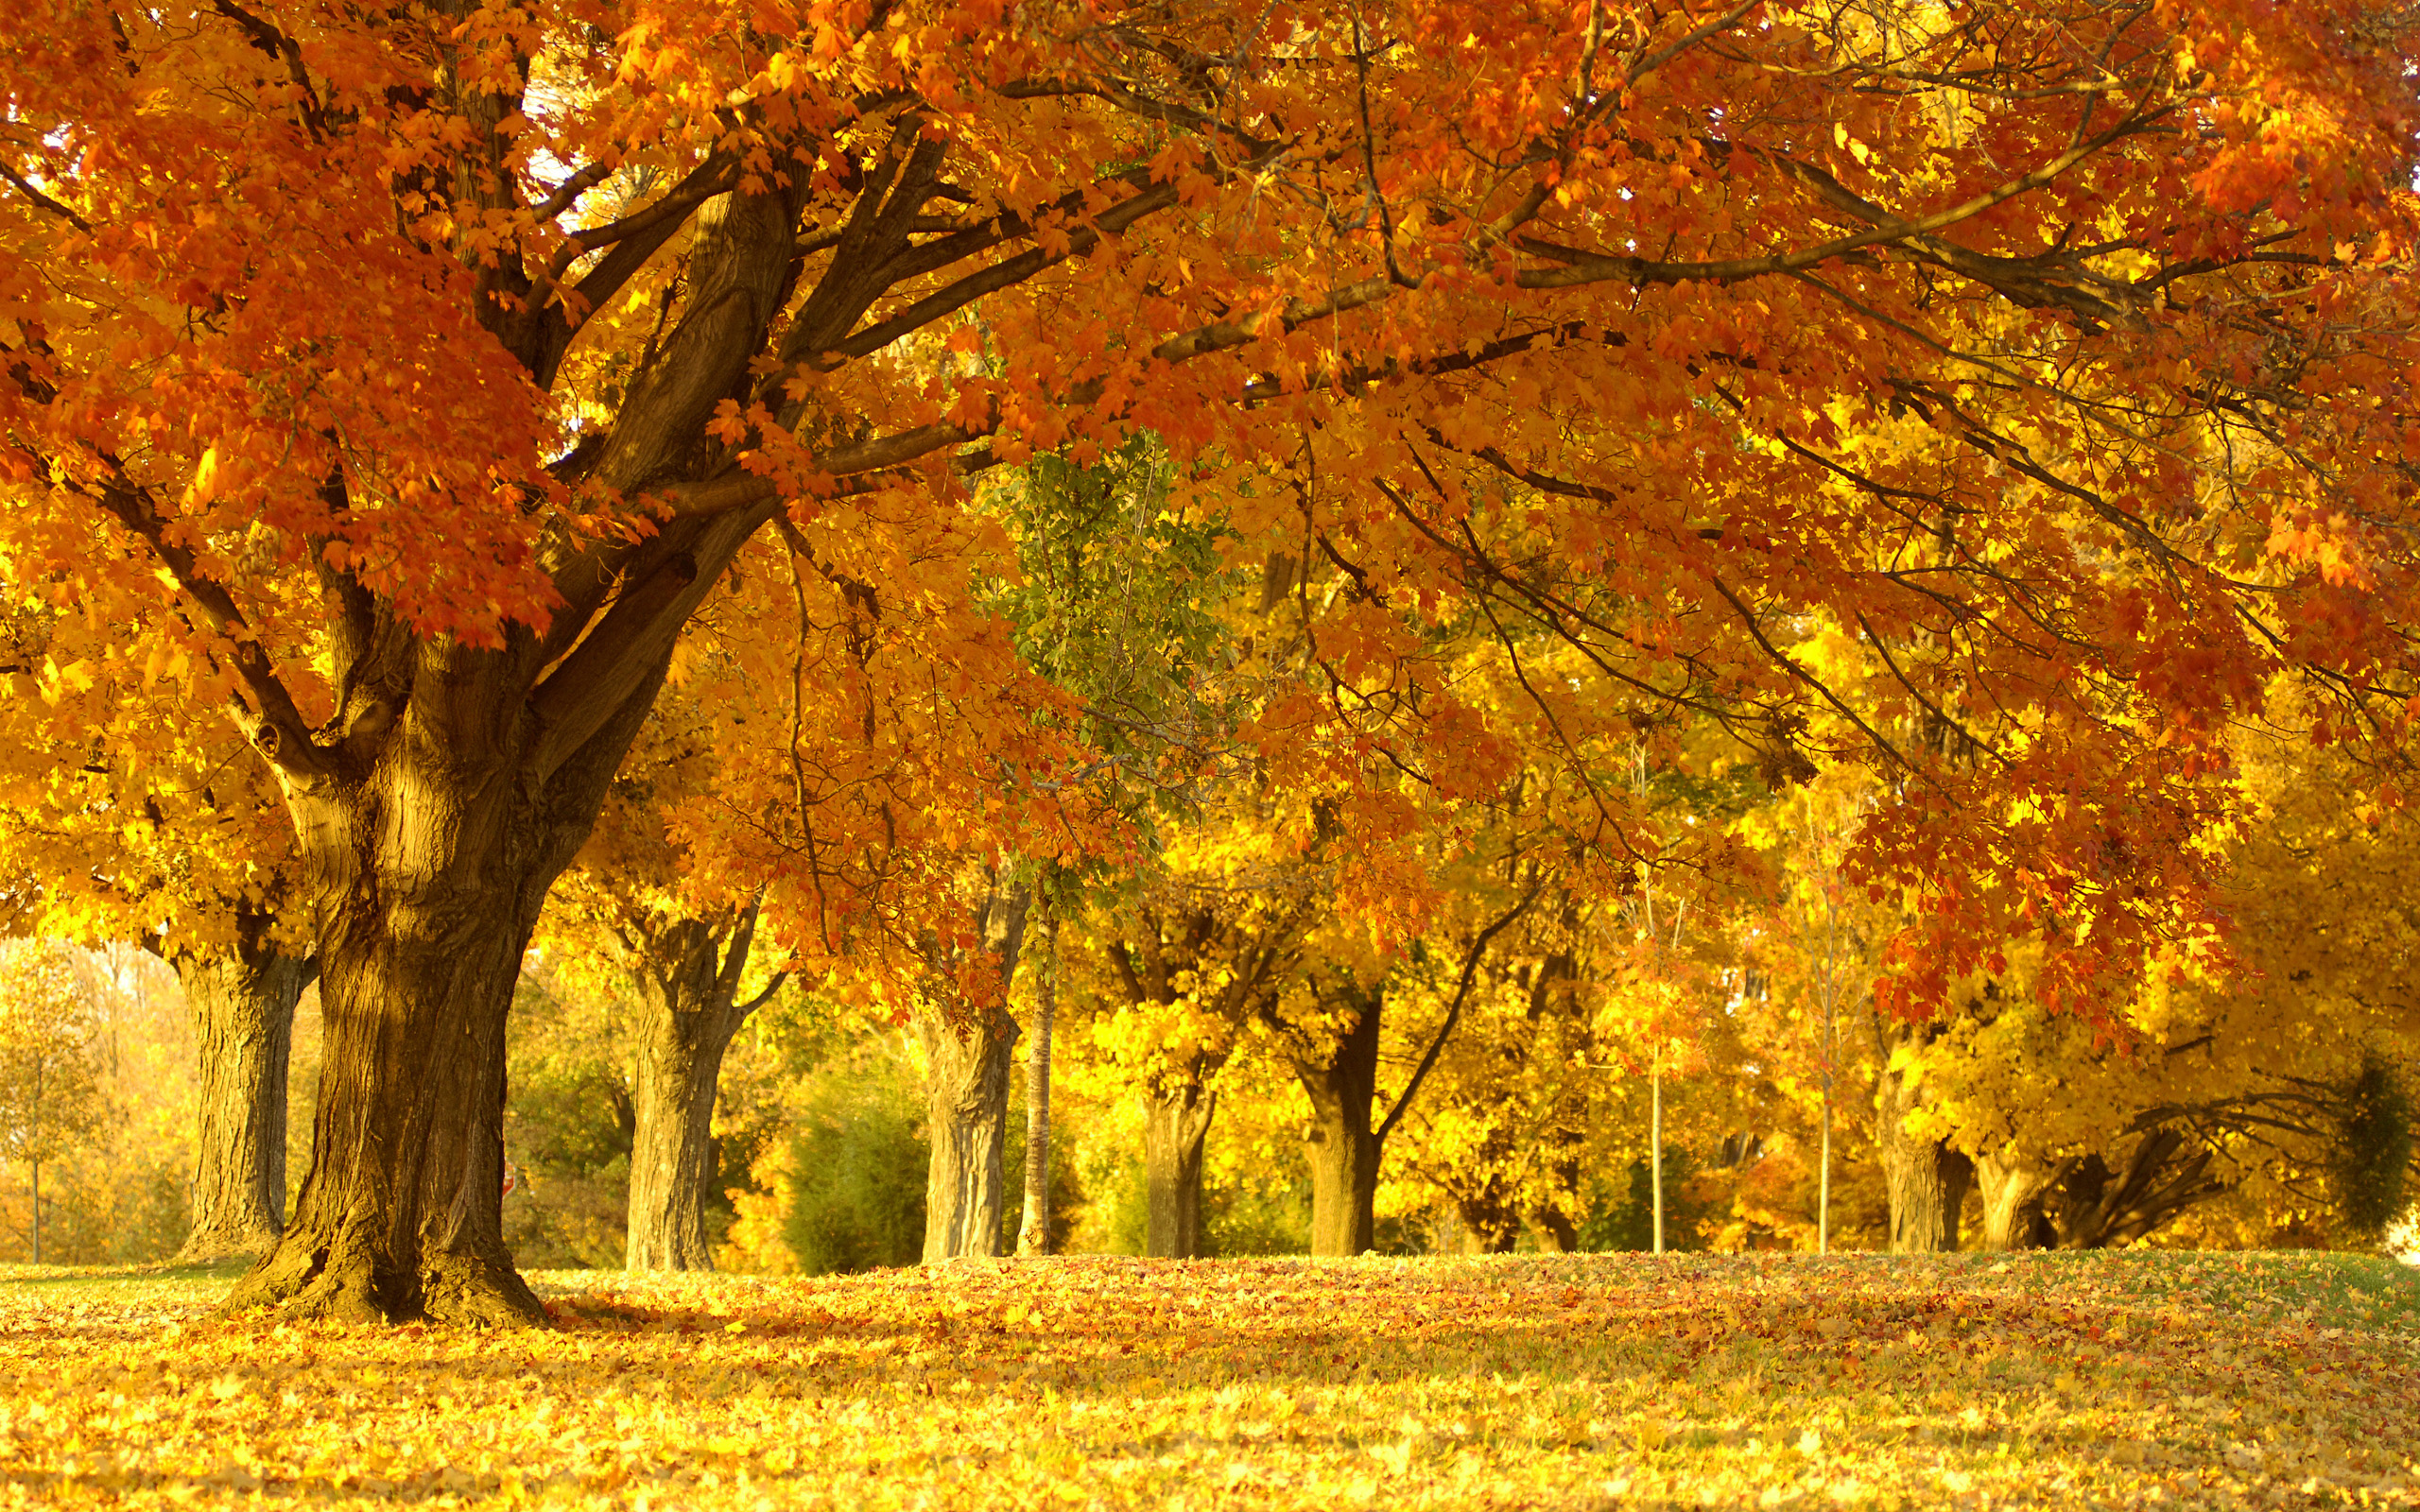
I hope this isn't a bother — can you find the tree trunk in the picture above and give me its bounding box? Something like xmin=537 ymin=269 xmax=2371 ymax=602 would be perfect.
xmin=2049 ymin=1128 xmax=2225 ymax=1248
xmin=177 ymin=949 xmax=314 ymax=1260
xmin=1142 ymin=1081 xmax=1215 ymax=1258
xmin=917 ymin=874 xmax=1031 ymax=1263
xmin=1973 ymin=1147 xmax=2062 ymax=1251
xmin=916 ymin=1001 xmax=1019 ymax=1261
xmin=1015 ymin=909 xmax=1057 ymax=1258
xmin=226 ymin=644 xmax=679 ymax=1325
xmin=217 ymin=170 xmax=804 ymax=1325
xmin=1294 ymin=980 xmax=1381 ymax=1257
xmin=1458 ymin=1186 xmax=1522 ymax=1253
xmin=227 ymin=885 xmax=544 ymax=1322
xmin=1876 ymin=1060 xmax=1972 ymax=1252
xmin=626 ymin=903 xmax=776 ymax=1270
xmin=1872 ymin=1014 xmax=1975 ymax=1254
xmin=1651 ymin=1061 xmax=1667 ymax=1254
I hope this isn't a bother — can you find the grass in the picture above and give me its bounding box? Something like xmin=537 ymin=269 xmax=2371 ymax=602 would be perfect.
xmin=0 ymin=1249 xmax=2413 ymax=1508
xmin=0 ymin=1256 xmax=251 ymax=1300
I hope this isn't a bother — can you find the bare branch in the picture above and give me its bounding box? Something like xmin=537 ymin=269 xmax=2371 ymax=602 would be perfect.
xmin=0 ymin=162 xmax=90 ymax=233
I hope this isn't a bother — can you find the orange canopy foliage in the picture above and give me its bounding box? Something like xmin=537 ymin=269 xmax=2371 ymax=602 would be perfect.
xmin=10 ymin=0 xmax=2416 ymax=916
xmin=1 ymin=0 xmax=2415 ymax=1060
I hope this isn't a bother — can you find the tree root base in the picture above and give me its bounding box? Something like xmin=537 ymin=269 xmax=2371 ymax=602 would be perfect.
xmin=175 ymin=1229 xmax=278 ymax=1265
xmin=222 ymin=1235 xmax=550 ymax=1328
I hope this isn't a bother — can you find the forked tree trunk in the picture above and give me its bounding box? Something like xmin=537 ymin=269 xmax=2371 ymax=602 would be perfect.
xmin=177 ymin=948 xmax=314 ymax=1259
xmin=916 ymin=1001 xmax=1020 ymax=1261
xmin=1295 ymin=981 xmax=1381 ymax=1257
xmin=222 ymin=170 xmax=804 ymax=1324
xmin=1106 ymin=902 xmax=1301 ymax=1262
xmin=1142 ymin=1081 xmax=1215 ymax=1258
xmin=2049 ymin=1128 xmax=2225 ymax=1248
xmin=1973 ymin=1147 xmax=2063 ymax=1251
xmin=625 ymin=903 xmax=779 ymax=1270
xmin=226 ymin=647 xmax=683 ymax=1325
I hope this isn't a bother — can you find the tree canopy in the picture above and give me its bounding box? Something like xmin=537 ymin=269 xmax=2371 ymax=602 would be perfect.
xmin=5 ymin=0 xmax=2420 ymax=1315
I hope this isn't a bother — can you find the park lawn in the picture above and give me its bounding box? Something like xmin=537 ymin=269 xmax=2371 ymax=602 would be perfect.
xmin=0 ymin=1251 xmax=2412 ymax=1510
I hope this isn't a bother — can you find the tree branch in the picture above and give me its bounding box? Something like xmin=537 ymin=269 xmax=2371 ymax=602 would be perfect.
xmin=1376 ymin=877 xmax=1543 ymax=1148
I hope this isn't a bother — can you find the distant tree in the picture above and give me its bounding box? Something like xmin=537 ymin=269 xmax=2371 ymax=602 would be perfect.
xmin=0 ymin=942 xmax=109 ymax=1263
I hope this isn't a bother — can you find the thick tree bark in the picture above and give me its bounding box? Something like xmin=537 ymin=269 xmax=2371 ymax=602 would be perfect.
xmin=1142 ymin=1081 xmax=1215 ymax=1258
xmin=625 ymin=902 xmax=779 ymax=1270
xmin=1873 ymin=1016 xmax=1973 ymax=1253
xmin=918 ymin=874 xmax=1030 ymax=1263
xmin=229 ymin=868 xmax=550 ymax=1324
xmin=916 ymin=1001 xmax=1020 ymax=1261
xmin=1876 ymin=1052 xmax=1973 ymax=1252
xmin=1294 ymin=979 xmax=1381 ymax=1257
xmin=176 ymin=948 xmax=314 ymax=1260
xmin=226 ymin=633 xmax=692 ymax=1324
xmin=1015 ymin=909 xmax=1057 ymax=1258
xmin=1973 ymin=1147 xmax=2063 ymax=1251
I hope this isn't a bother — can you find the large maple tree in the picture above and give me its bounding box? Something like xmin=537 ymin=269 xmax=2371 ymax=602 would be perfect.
xmin=6 ymin=0 xmax=2417 ymax=1320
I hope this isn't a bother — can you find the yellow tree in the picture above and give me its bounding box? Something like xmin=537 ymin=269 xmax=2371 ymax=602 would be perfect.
xmin=1902 ymin=736 xmax=2420 ymax=1250
xmin=0 ymin=603 xmax=312 ymax=1258
xmin=538 ymin=716 xmax=787 ymax=1272
xmin=1083 ymin=819 xmax=1309 ymax=1258
xmin=0 ymin=941 xmax=109 ymax=1263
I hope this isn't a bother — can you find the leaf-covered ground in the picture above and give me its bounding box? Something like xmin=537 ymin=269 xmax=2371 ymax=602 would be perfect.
xmin=0 ymin=1251 xmax=2413 ymax=1509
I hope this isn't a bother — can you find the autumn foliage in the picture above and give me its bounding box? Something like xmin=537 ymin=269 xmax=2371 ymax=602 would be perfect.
xmin=1 ymin=0 xmax=2418 ymax=1343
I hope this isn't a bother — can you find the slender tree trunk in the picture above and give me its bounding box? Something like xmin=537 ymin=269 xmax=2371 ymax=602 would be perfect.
xmin=1294 ymin=981 xmax=1381 ymax=1257
xmin=1818 ymin=890 xmax=1840 ymax=1256
xmin=1651 ymin=1058 xmax=1667 ymax=1254
xmin=625 ymin=904 xmax=777 ymax=1270
xmin=916 ymin=1002 xmax=1020 ymax=1261
xmin=177 ymin=949 xmax=313 ymax=1260
xmin=1016 ymin=910 xmax=1057 ymax=1258
xmin=1141 ymin=1081 xmax=1215 ymax=1258
xmin=28 ymin=1158 xmax=39 ymax=1266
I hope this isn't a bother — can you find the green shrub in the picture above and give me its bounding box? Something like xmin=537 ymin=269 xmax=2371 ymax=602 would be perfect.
xmin=502 ymin=975 xmax=634 ymax=1269
xmin=1578 ymin=1150 xmax=1711 ymax=1252
xmin=2332 ymin=1053 xmax=2415 ymax=1244
xmin=783 ymin=1051 xmax=926 ymax=1274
